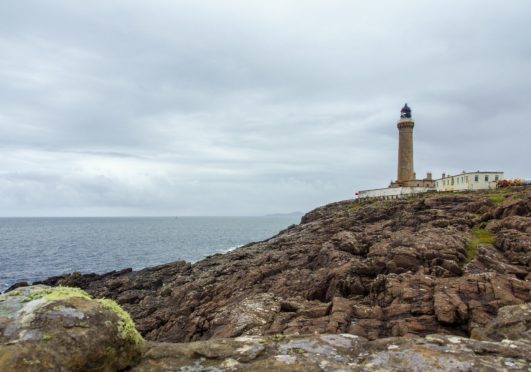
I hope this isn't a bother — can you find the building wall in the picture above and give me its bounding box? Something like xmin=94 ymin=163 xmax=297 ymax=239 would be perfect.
xmin=358 ymin=171 xmax=505 ymax=200
xmin=358 ymin=186 xmax=432 ymax=200
xmin=434 ymin=172 xmax=503 ymax=192
xmin=390 ymin=179 xmax=435 ymax=188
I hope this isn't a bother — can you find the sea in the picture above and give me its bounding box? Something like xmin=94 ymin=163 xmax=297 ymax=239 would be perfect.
xmin=0 ymin=216 xmax=301 ymax=292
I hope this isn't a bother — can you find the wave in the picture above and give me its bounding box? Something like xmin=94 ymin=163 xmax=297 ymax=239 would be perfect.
xmin=219 ymin=244 xmax=244 ymax=254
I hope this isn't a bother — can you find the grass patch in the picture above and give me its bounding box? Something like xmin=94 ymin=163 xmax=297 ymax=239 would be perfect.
xmin=463 ymin=228 xmax=495 ymax=266
xmin=350 ymin=203 xmax=362 ymax=210
xmin=488 ymin=189 xmax=510 ymax=205
xmin=489 ymin=194 xmax=505 ymax=204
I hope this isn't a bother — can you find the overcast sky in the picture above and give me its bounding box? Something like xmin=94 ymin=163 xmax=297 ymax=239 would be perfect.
xmin=0 ymin=1 xmax=530 ymax=216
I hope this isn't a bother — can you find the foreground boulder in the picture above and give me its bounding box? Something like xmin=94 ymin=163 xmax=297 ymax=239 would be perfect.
xmin=0 ymin=285 xmax=143 ymax=371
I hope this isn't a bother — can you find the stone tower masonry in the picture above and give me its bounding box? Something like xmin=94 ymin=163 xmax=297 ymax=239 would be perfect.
xmin=397 ymin=103 xmax=415 ymax=183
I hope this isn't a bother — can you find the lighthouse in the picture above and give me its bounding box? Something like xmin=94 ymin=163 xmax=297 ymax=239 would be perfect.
xmin=357 ymin=104 xmax=498 ymax=200
xmin=389 ymin=104 xmax=434 ymax=189
xmin=397 ymin=103 xmax=415 ymax=184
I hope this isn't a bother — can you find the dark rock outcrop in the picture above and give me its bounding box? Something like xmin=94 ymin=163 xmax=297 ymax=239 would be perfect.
xmin=29 ymin=189 xmax=531 ymax=343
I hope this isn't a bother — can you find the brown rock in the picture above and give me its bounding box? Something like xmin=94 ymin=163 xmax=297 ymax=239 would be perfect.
xmin=471 ymin=302 xmax=531 ymax=342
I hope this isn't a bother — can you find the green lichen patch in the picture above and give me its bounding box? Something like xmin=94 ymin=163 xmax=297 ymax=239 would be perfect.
xmin=96 ymin=298 xmax=143 ymax=345
xmin=24 ymin=286 xmax=92 ymax=302
xmin=463 ymin=228 xmax=495 ymax=266
xmin=270 ymin=334 xmax=286 ymax=342
xmin=42 ymin=333 xmax=53 ymax=341
xmin=42 ymin=287 xmax=92 ymax=301
xmin=287 ymin=348 xmax=306 ymax=355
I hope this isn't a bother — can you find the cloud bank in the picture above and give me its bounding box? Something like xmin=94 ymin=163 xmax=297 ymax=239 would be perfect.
xmin=1 ymin=1 xmax=530 ymax=216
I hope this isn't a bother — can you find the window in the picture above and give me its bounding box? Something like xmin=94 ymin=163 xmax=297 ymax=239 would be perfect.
xmin=475 ymin=175 xmax=479 ymax=182
xmin=457 ymin=178 xmax=459 ymax=184
xmin=466 ymin=176 xmax=469 ymax=183
xmin=495 ymin=175 xmax=499 ymax=181
xmin=485 ymin=175 xmax=489 ymax=182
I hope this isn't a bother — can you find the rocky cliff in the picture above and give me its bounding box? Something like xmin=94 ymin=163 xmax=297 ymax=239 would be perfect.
xmin=32 ymin=188 xmax=530 ymax=345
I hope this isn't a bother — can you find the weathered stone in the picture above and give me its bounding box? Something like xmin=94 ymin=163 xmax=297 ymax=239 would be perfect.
xmin=471 ymin=303 xmax=531 ymax=342
xmin=132 ymin=332 xmax=531 ymax=371
xmin=0 ymin=285 xmax=142 ymax=371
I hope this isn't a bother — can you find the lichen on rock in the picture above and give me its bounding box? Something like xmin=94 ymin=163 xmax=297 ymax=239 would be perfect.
xmin=0 ymin=285 xmax=143 ymax=371
xmin=97 ymin=298 xmax=144 ymax=345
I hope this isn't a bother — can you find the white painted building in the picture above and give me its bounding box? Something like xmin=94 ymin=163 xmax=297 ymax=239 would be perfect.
xmin=357 ymin=170 xmax=505 ymax=200
xmin=358 ymin=186 xmax=433 ymax=201
xmin=434 ymin=171 xmax=504 ymax=192
xmin=354 ymin=104 xmax=507 ymax=200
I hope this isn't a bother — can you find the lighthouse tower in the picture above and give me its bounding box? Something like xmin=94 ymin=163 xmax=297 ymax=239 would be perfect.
xmin=396 ymin=103 xmax=415 ymax=184
xmin=389 ymin=103 xmax=433 ymax=188
xmin=358 ymin=103 xmax=436 ymax=199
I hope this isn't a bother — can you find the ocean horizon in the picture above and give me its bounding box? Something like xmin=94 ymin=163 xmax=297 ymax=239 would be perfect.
xmin=0 ymin=215 xmax=301 ymax=291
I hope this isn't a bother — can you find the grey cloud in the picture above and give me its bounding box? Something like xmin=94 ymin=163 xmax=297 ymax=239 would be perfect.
xmin=0 ymin=1 xmax=530 ymax=215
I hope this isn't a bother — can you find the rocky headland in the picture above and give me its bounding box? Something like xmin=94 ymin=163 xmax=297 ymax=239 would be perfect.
xmin=2 ymin=188 xmax=530 ymax=370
